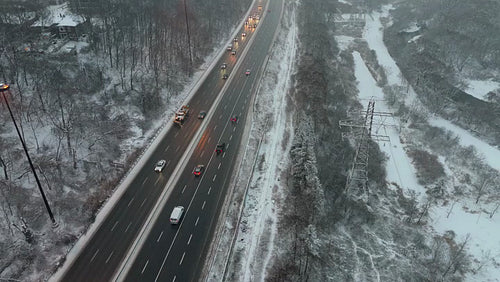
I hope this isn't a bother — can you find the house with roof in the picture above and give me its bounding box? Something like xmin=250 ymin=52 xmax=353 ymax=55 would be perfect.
xmin=31 ymin=2 xmax=85 ymax=40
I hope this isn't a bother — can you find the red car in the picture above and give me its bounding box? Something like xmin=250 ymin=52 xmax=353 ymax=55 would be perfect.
xmin=215 ymin=143 xmax=226 ymax=154
xmin=245 ymin=69 xmax=251 ymax=76
xmin=193 ymin=165 xmax=204 ymax=176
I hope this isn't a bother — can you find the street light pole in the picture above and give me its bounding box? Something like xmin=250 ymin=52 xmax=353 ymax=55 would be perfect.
xmin=183 ymin=0 xmax=193 ymax=73
xmin=0 ymin=83 xmax=57 ymax=226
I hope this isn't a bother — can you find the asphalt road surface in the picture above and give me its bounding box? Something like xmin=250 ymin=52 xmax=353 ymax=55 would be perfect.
xmin=121 ymin=0 xmax=283 ymax=281
xmin=59 ymin=0 xmax=281 ymax=281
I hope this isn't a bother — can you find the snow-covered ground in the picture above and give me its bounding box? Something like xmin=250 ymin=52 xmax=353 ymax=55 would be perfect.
xmin=432 ymin=198 xmax=500 ymax=282
xmin=428 ymin=118 xmax=500 ymax=170
xmin=31 ymin=3 xmax=84 ymax=27
xmin=359 ymin=6 xmax=500 ymax=281
xmin=461 ymin=79 xmax=500 ymax=102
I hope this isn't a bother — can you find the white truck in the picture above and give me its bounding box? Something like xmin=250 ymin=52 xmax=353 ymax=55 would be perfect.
xmin=174 ymin=105 xmax=190 ymax=125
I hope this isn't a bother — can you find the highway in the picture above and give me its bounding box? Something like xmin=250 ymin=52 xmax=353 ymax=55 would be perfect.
xmin=58 ymin=1 xmax=272 ymax=281
xmin=121 ymin=0 xmax=283 ymax=281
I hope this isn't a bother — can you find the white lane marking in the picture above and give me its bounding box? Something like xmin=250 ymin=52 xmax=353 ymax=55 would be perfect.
xmin=227 ymin=144 xmax=230 ymax=149
xmin=127 ymin=197 xmax=134 ymax=207
xmin=219 ymin=114 xmax=223 ymax=119
xmin=157 ymin=231 xmax=164 ymax=242
xmin=173 ymin=276 xmax=176 ymax=282
xmin=208 ymin=137 xmax=211 ymax=143
xmin=212 ymin=174 xmax=217 ymax=182
xmin=141 ymin=260 xmax=149 ymax=274
xmin=111 ymin=220 xmax=119 ymax=231
xmin=223 ymin=152 xmax=226 ymax=158
xmin=214 ymin=125 xmax=217 ymax=130
xmin=175 ymin=145 xmax=180 ymax=152
xmin=174 ymin=131 xmax=179 ymax=137
xmin=155 ymin=101 xmax=239 ymax=279
xmin=233 ymin=127 xmax=236 ymax=132
xmin=165 ymin=145 xmax=170 ymax=151
xmin=142 ymin=177 xmax=149 ymax=186
xmin=200 ymin=150 xmax=204 ymax=158
xmin=90 ymin=249 xmax=99 ymax=263
xmin=218 ymin=163 xmax=221 ymax=169
xmin=155 ymin=177 xmax=161 ymax=185
xmin=208 ymin=187 xmax=212 ymax=195
xmin=202 ymin=201 xmax=206 ymax=210
xmin=229 ymin=135 xmax=233 ymax=141
xmin=224 ymin=104 xmax=227 ymax=110
xmin=140 ymin=198 xmax=147 ymax=208
xmin=182 ymin=185 xmax=187 ymax=194
xmin=125 ymin=222 xmax=132 ymax=233
xmin=187 ymin=234 xmax=193 ymax=245
xmin=179 ymin=252 xmax=186 ymax=265
xmin=105 ymin=251 xmax=114 ymax=264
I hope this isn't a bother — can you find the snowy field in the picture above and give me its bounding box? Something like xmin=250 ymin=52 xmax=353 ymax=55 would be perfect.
xmin=358 ymin=6 xmax=500 ymax=281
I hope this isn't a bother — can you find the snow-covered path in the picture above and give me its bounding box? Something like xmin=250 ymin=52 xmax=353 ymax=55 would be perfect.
xmin=364 ymin=8 xmax=405 ymax=88
xmin=353 ymin=51 xmax=426 ymax=196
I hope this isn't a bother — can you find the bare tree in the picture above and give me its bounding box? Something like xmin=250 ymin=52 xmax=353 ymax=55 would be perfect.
xmin=0 ymin=155 xmax=8 ymax=180
xmin=442 ymin=234 xmax=470 ymax=278
xmin=417 ymin=197 xmax=432 ymax=224
xmin=490 ymin=201 xmax=500 ymax=219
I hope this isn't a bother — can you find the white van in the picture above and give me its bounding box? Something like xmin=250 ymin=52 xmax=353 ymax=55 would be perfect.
xmin=170 ymin=206 xmax=184 ymax=224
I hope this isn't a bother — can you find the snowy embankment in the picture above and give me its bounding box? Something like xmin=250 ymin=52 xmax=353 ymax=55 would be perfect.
xmin=358 ymin=7 xmax=500 ymax=281
xmin=206 ymin=2 xmax=296 ymax=281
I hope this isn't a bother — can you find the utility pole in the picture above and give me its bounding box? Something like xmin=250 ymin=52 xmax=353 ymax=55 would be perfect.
xmin=339 ymin=97 xmax=392 ymax=198
xmin=183 ymin=0 xmax=193 ymax=74
xmin=1 ymin=83 xmax=57 ymax=227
